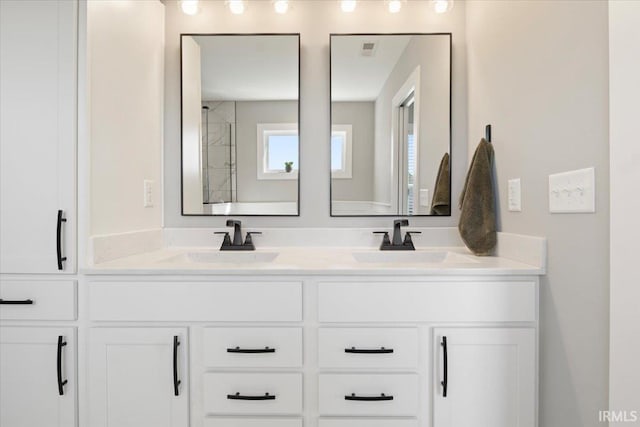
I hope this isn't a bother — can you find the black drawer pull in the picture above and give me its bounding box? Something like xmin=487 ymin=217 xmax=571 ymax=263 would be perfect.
xmin=227 ymin=392 xmax=276 ymax=401
xmin=56 ymin=210 xmax=67 ymax=271
xmin=0 ymin=299 xmax=34 ymax=305
xmin=345 ymin=347 xmax=394 ymax=354
xmin=227 ymin=346 xmax=276 ymax=354
xmin=173 ymin=336 xmax=181 ymax=396
xmin=441 ymin=336 xmax=448 ymax=398
xmin=345 ymin=393 xmax=394 ymax=402
xmin=57 ymin=336 xmax=68 ymax=396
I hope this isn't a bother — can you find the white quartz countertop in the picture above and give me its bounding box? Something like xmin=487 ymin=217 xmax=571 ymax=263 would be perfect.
xmin=82 ymin=246 xmax=544 ymax=276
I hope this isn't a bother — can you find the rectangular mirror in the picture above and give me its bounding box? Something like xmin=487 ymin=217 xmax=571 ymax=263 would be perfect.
xmin=181 ymin=34 xmax=300 ymax=216
xmin=330 ymin=33 xmax=451 ymax=216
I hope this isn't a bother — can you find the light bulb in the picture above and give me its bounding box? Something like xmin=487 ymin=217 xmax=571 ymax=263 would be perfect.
xmin=228 ymin=0 xmax=245 ymax=15
xmin=388 ymin=0 xmax=402 ymax=13
xmin=432 ymin=0 xmax=453 ymax=14
xmin=180 ymin=0 xmax=199 ymax=16
xmin=273 ymin=0 xmax=289 ymax=14
xmin=340 ymin=0 xmax=357 ymax=13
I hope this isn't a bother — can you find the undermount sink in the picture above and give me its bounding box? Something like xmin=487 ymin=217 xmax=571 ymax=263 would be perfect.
xmin=351 ymin=250 xmax=476 ymax=264
xmin=163 ymin=251 xmax=280 ymax=264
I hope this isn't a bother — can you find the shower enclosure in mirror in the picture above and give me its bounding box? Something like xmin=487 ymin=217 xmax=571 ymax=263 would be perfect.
xmin=330 ymin=33 xmax=451 ymax=216
xmin=181 ymin=34 xmax=300 ymax=216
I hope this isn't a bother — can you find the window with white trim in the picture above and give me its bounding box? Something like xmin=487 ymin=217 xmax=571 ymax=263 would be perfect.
xmin=331 ymin=124 xmax=352 ymax=179
xmin=257 ymin=123 xmax=299 ymax=180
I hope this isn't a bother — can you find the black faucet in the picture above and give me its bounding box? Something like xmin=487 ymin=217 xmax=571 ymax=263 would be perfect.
xmin=215 ymin=220 xmax=261 ymax=251
xmin=373 ymin=219 xmax=421 ymax=251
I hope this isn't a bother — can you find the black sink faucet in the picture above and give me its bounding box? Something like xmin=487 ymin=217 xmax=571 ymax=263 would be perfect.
xmin=392 ymin=219 xmax=408 ymax=246
xmin=374 ymin=219 xmax=421 ymax=251
xmin=228 ymin=219 xmax=243 ymax=246
xmin=215 ymin=219 xmax=261 ymax=251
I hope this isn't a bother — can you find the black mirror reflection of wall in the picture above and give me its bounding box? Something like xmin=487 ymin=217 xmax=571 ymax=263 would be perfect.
xmin=181 ymin=34 xmax=300 ymax=216
xmin=330 ymin=34 xmax=452 ymax=216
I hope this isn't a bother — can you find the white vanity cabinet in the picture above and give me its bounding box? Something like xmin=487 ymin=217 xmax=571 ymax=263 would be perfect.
xmin=0 ymin=0 xmax=77 ymax=274
xmin=316 ymin=279 xmax=538 ymax=427
xmin=0 ymin=327 xmax=76 ymax=427
xmin=83 ymin=275 xmax=539 ymax=427
xmin=88 ymin=328 xmax=189 ymax=427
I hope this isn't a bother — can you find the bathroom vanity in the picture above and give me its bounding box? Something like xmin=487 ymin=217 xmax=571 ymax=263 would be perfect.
xmin=1 ymin=235 xmax=544 ymax=427
xmin=0 ymin=1 xmax=546 ymax=427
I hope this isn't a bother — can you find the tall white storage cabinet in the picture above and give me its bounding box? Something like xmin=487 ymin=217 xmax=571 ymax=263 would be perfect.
xmin=0 ymin=0 xmax=77 ymax=274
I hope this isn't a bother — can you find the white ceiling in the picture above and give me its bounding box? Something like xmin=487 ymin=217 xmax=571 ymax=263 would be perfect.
xmin=192 ymin=35 xmax=298 ymax=101
xmin=331 ymin=35 xmax=412 ymax=102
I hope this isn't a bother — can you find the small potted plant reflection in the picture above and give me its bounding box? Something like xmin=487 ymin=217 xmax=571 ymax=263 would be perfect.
xmin=284 ymin=161 xmax=294 ymax=173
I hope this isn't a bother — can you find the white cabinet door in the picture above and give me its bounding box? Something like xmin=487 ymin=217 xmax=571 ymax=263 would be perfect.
xmin=0 ymin=0 xmax=77 ymax=274
xmin=89 ymin=328 xmax=189 ymax=427
xmin=433 ymin=328 xmax=536 ymax=427
xmin=0 ymin=327 xmax=76 ymax=427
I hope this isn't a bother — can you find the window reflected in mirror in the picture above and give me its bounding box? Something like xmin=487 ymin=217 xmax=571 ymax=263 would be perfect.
xmin=330 ymin=34 xmax=451 ymax=216
xmin=181 ymin=34 xmax=300 ymax=216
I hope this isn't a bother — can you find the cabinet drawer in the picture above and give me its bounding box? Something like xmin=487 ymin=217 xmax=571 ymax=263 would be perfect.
xmin=319 ymin=420 xmax=418 ymax=427
xmin=0 ymin=280 xmax=76 ymax=320
xmin=204 ymin=373 xmax=303 ymax=415
xmin=318 ymin=281 xmax=536 ymax=322
xmin=204 ymin=327 xmax=302 ymax=368
xmin=205 ymin=419 xmax=302 ymax=427
xmin=89 ymin=281 xmax=302 ymax=321
xmin=319 ymin=328 xmax=418 ymax=369
xmin=319 ymin=374 xmax=419 ymax=416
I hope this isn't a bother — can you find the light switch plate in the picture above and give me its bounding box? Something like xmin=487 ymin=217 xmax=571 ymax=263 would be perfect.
xmin=548 ymin=167 xmax=595 ymax=213
xmin=508 ymin=178 xmax=522 ymax=212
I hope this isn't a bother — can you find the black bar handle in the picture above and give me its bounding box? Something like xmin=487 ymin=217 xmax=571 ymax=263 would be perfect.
xmin=441 ymin=336 xmax=448 ymax=398
xmin=345 ymin=347 xmax=394 ymax=354
xmin=227 ymin=392 xmax=276 ymax=401
xmin=57 ymin=336 xmax=68 ymax=396
xmin=0 ymin=299 xmax=34 ymax=305
xmin=173 ymin=336 xmax=181 ymax=396
xmin=227 ymin=346 xmax=275 ymax=354
xmin=345 ymin=393 xmax=394 ymax=401
xmin=56 ymin=210 xmax=67 ymax=270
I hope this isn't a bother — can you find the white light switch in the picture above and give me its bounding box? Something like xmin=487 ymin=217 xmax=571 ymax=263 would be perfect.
xmin=508 ymin=178 xmax=522 ymax=212
xmin=548 ymin=167 xmax=595 ymax=213
xmin=143 ymin=180 xmax=154 ymax=207
xmin=419 ymin=189 xmax=430 ymax=207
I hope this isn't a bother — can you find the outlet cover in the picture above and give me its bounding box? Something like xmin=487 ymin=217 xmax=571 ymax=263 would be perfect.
xmin=419 ymin=189 xmax=430 ymax=207
xmin=548 ymin=167 xmax=595 ymax=213
xmin=143 ymin=180 xmax=154 ymax=207
xmin=508 ymin=178 xmax=522 ymax=212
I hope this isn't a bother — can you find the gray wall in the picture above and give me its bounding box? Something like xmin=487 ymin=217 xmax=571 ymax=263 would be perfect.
xmin=466 ymin=2 xmax=610 ymax=426
xmin=164 ymin=0 xmax=467 ymax=227
xmin=235 ymin=100 xmax=298 ymax=202
xmin=331 ymin=101 xmax=375 ymax=202
xmin=373 ymin=35 xmax=451 ymax=213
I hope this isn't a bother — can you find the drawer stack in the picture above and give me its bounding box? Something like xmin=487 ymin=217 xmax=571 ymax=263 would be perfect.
xmin=318 ymin=327 xmax=420 ymax=426
xmin=202 ymin=327 xmax=303 ymax=427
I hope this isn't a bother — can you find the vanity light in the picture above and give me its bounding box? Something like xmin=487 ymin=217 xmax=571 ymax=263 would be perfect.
xmin=227 ymin=0 xmax=246 ymax=15
xmin=387 ymin=0 xmax=403 ymax=14
xmin=431 ymin=0 xmax=453 ymax=14
xmin=340 ymin=0 xmax=357 ymax=13
xmin=180 ymin=0 xmax=199 ymax=16
xmin=273 ymin=0 xmax=289 ymax=14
